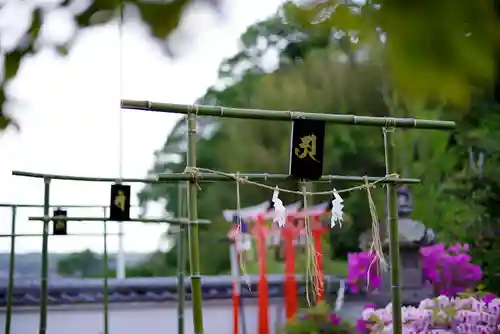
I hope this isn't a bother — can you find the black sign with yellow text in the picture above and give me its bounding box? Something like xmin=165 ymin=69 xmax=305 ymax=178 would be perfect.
xmin=53 ymin=209 xmax=67 ymax=235
xmin=109 ymin=184 xmax=131 ymax=221
xmin=289 ymin=119 xmax=325 ymax=180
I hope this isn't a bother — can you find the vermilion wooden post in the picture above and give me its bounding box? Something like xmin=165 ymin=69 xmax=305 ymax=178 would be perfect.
xmin=256 ymin=216 xmax=269 ymax=334
xmin=230 ymin=243 xmax=240 ymax=334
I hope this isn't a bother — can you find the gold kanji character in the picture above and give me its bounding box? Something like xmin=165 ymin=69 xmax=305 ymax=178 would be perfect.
xmin=114 ymin=190 xmax=126 ymax=211
xmin=294 ymin=134 xmax=319 ymax=162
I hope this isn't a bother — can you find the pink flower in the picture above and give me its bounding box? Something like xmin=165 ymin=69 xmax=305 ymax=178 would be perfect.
xmin=356 ymin=319 xmax=369 ymax=333
xmin=328 ymin=313 xmax=341 ymax=325
xmin=347 ymin=251 xmax=380 ymax=293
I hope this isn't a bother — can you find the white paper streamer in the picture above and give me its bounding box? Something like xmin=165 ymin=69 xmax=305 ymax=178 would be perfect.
xmin=272 ymin=187 xmax=287 ymax=227
xmin=330 ymin=188 xmax=344 ymax=228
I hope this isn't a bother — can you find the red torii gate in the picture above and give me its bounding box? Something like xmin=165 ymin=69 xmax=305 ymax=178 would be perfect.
xmin=283 ymin=202 xmax=330 ymax=319
xmin=224 ymin=201 xmax=302 ymax=334
xmin=224 ymin=201 xmax=331 ymax=334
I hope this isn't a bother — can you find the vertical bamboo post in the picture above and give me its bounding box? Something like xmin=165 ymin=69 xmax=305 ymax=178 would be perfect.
xmin=39 ymin=178 xmax=51 ymax=334
xmin=102 ymin=206 xmax=109 ymax=334
xmin=186 ymin=113 xmax=204 ymax=333
xmin=384 ymin=128 xmax=402 ymax=334
xmin=177 ymin=183 xmax=186 ymax=334
xmin=4 ymin=205 xmax=17 ymax=334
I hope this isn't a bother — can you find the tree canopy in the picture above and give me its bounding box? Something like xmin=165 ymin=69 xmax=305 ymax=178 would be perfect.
xmin=2 ymin=0 xmax=500 ymax=130
xmin=4 ymin=0 xmax=500 ymax=292
xmin=135 ymin=4 xmax=500 ymax=290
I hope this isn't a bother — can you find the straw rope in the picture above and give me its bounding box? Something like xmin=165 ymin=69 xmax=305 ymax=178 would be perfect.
xmin=300 ymin=182 xmax=323 ymax=307
xmin=184 ymin=166 xmax=399 ymax=196
xmin=235 ymin=172 xmax=251 ymax=289
xmin=204 ymin=166 xmax=397 ymax=300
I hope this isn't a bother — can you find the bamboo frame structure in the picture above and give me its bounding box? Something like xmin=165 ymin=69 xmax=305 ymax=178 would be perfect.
xmin=157 ymin=173 xmax=420 ymax=184
xmin=120 ymin=100 xmax=456 ymax=130
xmin=8 ymin=174 xmax=210 ymax=334
xmin=0 ymin=204 xmax=122 ymax=334
xmin=176 ymin=183 xmax=187 ymax=334
xmin=28 ymin=216 xmax=209 ymax=224
xmin=0 ymin=233 xmax=121 ymax=237
xmin=121 ymin=99 xmax=456 ymax=334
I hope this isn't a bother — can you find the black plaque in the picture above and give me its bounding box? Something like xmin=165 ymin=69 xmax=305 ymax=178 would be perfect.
xmin=109 ymin=184 xmax=131 ymax=221
xmin=289 ymin=119 xmax=325 ymax=180
xmin=53 ymin=209 xmax=67 ymax=235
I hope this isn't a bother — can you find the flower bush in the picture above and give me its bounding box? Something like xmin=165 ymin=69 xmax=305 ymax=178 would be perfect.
xmin=282 ymin=301 xmax=355 ymax=334
xmin=347 ymin=243 xmax=482 ymax=296
xmin=356 ymin=294 xmax=500 ymax=333
xmin=346 ymin=251 xmax=380 ymax=293
xmin=420 ymin=243 xmax=482 ymax=296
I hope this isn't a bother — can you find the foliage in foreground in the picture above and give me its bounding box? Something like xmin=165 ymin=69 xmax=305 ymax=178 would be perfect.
xmin=282 ymin=301 xmax=354 ymax=334
xmin=3 ymin=0 xmax=500 ymax=130
xmin=346 ymin=243 xmax=482 ymax=297
xmin=283 ymin=294 xmax=500 ymax=333
xmin=357 ymin=294 xmax=500 ymax=333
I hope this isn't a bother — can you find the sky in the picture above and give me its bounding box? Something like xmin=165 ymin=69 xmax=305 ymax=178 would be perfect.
xmin=0 ymin=0 xmax=284 ymax=255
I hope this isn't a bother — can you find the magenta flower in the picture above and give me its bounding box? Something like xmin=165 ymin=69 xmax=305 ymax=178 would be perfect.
xmin=328 ymin=313 xmax=341 ymax=325
xmin=356 ymin=319 xmax=369 ymax=333
xmin=347 ymin=251 xmax=380 ymax=293
xmin=482 ymin=293 xmax=496 ymax=305
xmin=348 ymin=242 xmax=482 ymax=298
xmin=420 ymin=243 xmax=482 ymax=296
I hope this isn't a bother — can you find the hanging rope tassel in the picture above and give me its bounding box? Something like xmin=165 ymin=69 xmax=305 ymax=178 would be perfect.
xmin=364 ymin=176 xmax=388 ymax=291
xmin=300 ymin=181 xmax=322 ymax=306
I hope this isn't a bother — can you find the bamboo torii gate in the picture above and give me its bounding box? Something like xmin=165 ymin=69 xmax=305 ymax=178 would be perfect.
xmin=0 ymin=202 xmax=135 ymax=334
xmin=7 ymin=172 xmax=211 ymax=334
xmin=120 ymin=99 xmax=455 ymax=334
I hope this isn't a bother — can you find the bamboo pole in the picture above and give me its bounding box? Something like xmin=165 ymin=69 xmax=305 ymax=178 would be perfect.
xmin=11 ymin=170 xmax=159 ymax=183
xmin=177 ymin=184 xmax=186 ymax=334
xmin=0 ymin=233 xmax=121 ymax=237
xmin=120 ymin=100 xmax=456 ymax=130
xmin=384 ymin=129 xmax=403 ymax=334
xmin=4 ymin=206 xmax=16 ymax=334
xmin=157 ymin=173 xmax=420 ymax=184
xmin=0 ymin=203 xmax=141 ymax=208
xmin=12 ymin=170 xmax=421 ymax=185
xmin=186 ymin=113 xmax=204 ymax=333
xmin=39 ymin=178 xmax=50 ymax=334
xmin=102 ymin=207 xmax=109 ymax=334
xmin=27 ymin=216 xmax=210 ymax=225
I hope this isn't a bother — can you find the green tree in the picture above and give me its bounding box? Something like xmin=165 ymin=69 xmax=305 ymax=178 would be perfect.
xmin=283 ymin=0 xmax=500 ymax=106
xmin=56 ymin=249 xmax=103 ymax=278
xmin=125 ymin=250 xmax=179 ymax=277
xmin=5 ymin=0 xmax=500 ymax=131
xmin=138 ymin=10 xmax=394 ymax=274
xmin=134 ymin=2 xmax=500 ymax=283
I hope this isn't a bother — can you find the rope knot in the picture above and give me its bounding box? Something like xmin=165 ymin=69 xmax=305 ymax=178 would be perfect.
xmin=184 ymin=167 xmax=201 ymax=190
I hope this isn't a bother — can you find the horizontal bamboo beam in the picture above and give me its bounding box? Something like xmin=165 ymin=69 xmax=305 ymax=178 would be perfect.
xmin=0 ymin=233 xmax=122 ymax=237
xmin=12 ymin=170 xmax=421 ymax=184
xmin=12 ymin=170 xmax=160 ymax=183
xmin=157 ymin=172 xmax=420 ymax=184
xmin=28 ymin=216 xmax=210 ymax=225
xmin=0 ymin=203 xmax=140 ymax=208
xmin=121 ymin=100 xmax=456 ymax=130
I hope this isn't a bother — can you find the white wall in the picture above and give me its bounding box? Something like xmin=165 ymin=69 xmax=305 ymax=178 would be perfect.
xmin=0 ymin=299 xmax=287 ymax=334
